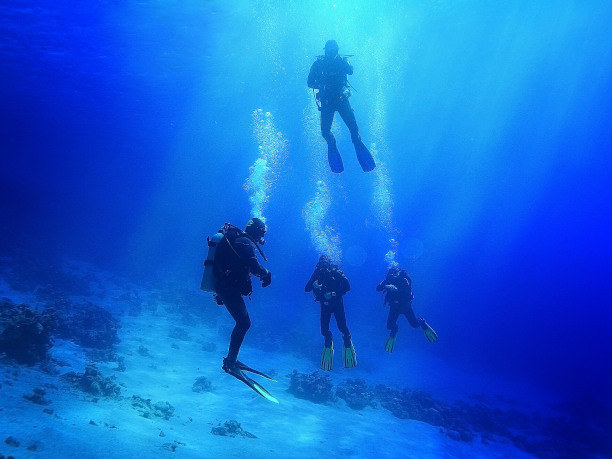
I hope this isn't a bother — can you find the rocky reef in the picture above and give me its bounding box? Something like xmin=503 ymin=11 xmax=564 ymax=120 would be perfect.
xmin=287 ymin=370 xmax=335 ymax=404
xmin=22 ymin=387 xmax=52 ymax=406
xmin=284 ymin=372 xmax=611 ymax=458
xmin=336 ymin=378 xmax=377 ymax=410
xmin=192 ymin=376 xmax=213 ymax=393
xmin=376 ymin=385 xmax=445 ymax=426
xmin=130 ymin=395 xmax=175 ymax=420
xmin=50 ymin=299 xmax=120 ymax=350
xmin=60 ymin=364 xmax=121 ymax=398
xmin=211 ymin=420 xmax=256 ymax=438
xmin=0 ymin=298 xmax=56 ymax=365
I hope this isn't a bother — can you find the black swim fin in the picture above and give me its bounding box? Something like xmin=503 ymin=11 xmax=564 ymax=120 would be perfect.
xmin=327 ymin=142 xmax=344 ymax=173
xmin=354 ymin=139 xmax=376 ymax=172
xmin=224 ymin=361 xmax=279 ymax=403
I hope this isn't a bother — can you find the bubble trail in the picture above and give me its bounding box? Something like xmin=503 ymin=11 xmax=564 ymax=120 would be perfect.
xmin=302 ymin=89 xmax=342 ymax=261
xmin=370 ymin=143 xmax=399 ymax=267
xmin=302 ymin=180 xmax=342 ymax=263
xmin=244 ymin=109 xmax=288 ymax=220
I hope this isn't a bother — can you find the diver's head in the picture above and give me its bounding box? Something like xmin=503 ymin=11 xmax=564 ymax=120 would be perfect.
xmin=317 ymin=254 xmax=332 ymax=271
xmin=245 ymin=217 xmax=267 ymax=245
xmin=324 ymin=40 xmax=339 ymax=58
xmin=387 ymin=266 xmax=401 ymax=279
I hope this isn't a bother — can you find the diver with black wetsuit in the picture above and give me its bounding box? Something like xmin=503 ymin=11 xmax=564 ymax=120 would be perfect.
xmin=305 ymin=255 xmax=357 ymax=370
xmin=209 ymin=218 xmax=277 ymax=402
xmin=307 ymin=39 xmax=375 ymax=173
xmin=376 ymin=266 xmax=438 ymax=353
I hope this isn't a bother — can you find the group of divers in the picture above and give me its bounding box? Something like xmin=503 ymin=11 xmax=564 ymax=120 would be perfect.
xmin=200 ymin=40 xmax=438 ymax=403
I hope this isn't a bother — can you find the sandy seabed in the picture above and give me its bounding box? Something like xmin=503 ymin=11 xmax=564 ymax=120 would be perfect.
xmin=0 ymin=264 xmax=539 ymax=459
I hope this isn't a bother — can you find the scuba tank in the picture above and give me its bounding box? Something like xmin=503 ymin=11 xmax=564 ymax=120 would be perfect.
xmin=200 ymin=232 xmax=224 ymax=292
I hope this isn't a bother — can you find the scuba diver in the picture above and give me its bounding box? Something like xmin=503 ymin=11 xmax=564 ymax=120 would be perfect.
xmin=307 ymin=39 xmax=376 ymax=174
xmin=201 ymin=218 xmax=277 ymax=402
xmin=305 ymin=255 xmax=357 ymax=371
xmin=376 ymin=266 xmax=438 ymax=353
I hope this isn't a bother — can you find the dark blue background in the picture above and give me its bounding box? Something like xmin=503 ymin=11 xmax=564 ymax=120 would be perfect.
xmin=2 ymin=0 xmax=611 ymax=405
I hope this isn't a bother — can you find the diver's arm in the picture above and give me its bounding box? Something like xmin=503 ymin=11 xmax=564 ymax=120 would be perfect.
xmin=307 ymin=61 xmax=320 ymax=89
xmin=305 ymin=271 xmax=318 ymax=292
xmin=340 ymin=272 xmax=351 ymax=295
xmin=403 ymin=276 xmax=412 ymax=291
xmin=390 ymin=277 xmax=410 ymax=293
xmin=375 ymin=280 xmax=387 ymax=292
xmin=396 ymin=277 xmax=413 ymax=301
xmin=342 ymin=56 xmax=353 ymax=75
xmin=235 ymin=237 xmax=268 ymax=278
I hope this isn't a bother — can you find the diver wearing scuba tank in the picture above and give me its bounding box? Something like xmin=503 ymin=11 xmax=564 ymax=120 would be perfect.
xmin=305 ymin=255 xmax=357 ymax=371
xmin=203 ymin=218 xmax=271 ymax=370
xmin=307 ymin=39 xmax=375 ymax=173
xmin=376 ymin=266 xmax=439 ymax=353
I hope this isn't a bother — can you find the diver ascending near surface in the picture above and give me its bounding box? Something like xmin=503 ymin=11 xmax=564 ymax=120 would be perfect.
xmin=200 ymin=218 xmax=277 ymax=403
xmin=376 ymin=266 xmax=438 ymax=353
xmin=307 ymin=40 xmax=376 ymax=173
xmin=305 ymin=255 xmax=357 ymax=371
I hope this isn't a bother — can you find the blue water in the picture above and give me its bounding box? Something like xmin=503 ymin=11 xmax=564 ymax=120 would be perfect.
xmin=2 ymin=0 xmax=612 ymax=456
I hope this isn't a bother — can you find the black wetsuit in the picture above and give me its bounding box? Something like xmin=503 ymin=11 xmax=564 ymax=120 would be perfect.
xmin=305 ymin=266 xmax=352 ymax=347
xmin=376 ymin=271 xmax=422 ymax=337
xmin=307 ymin=55 xmax=361 ymax=148
xmin=214 ymin=232 xmax=268 ymax=365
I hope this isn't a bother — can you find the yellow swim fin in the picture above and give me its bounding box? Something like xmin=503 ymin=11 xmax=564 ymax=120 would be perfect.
xmin=385 ymin=335 xmax=396 ymax=353
xmin=342 ymin=341 xmax=357 ymax=368
xmin=320 ymin=343 xmax=334 ymax=371
xmin=421 ymin=321 xmax=438 ymax=343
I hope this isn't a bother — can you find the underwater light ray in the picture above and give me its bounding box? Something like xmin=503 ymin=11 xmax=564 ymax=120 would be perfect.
xmin=367 ymin=27 xmax=400 ymax=268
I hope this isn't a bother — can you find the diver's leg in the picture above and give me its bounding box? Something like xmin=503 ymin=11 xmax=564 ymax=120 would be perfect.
xmin=320 ymin=305 xmax=333 ymax=347
xmin=405 ymin=303 xmax=438 ymax=342
xmin=338 ymin=100 xmax=375 ymax=171
xmin=337 ymin=100 xmax=360 ymax=143
xmin=219 ymin=288 xmax=251 ymax=365
xmin=333 ymin=299 xmax=352 ymax=345
xmin=334 ymin=299 xmax=356 ymax=367
xmin=320 ymin=107 xmax=336 ymax=146
xmin=322 ymin=107 xmax=344 ymax=172
xmin=319 ymin=304 xmax=335 ymax=370
xmin=387 ymin=304 xmax=401 ymax=337
xmin=404 ymin=302 xmax=421 ymax=329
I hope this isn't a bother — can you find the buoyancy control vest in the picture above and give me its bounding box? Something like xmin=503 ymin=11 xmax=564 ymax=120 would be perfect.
xmin=384 ymin=270 xmax=414 ymax=305
xmin=312 ymin=267 xmax=350 ymax=303
xmin=201 ymin=223 xmax=266 ymax=297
